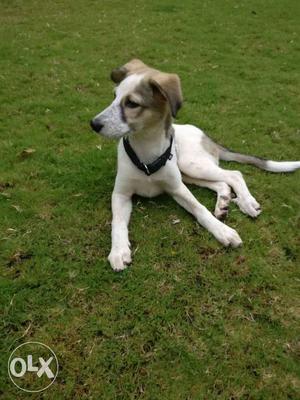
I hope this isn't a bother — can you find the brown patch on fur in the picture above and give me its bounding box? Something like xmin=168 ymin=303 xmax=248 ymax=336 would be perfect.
xmin=165 ymin=114 xmax=172 ymax=135
xmin=121 ymin=78 xmax=170 ymax=133
xmin=111 ymin=59 xmax=183 ymax=117
xmin=110 ymin=59 xmax=148 ymax=84
xmin=148 ymin=75 xmax=182 ymax=117
xmin=123 ymin=59 xmax=148 ymax=74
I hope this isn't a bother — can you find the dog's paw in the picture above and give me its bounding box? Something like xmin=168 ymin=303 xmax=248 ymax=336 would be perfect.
xmin=214 ymin=195 xmax=231 ymax=220
xmin=211 ymin=222 xmax=243 ymax=248
xmin=108 ymin=246 xmax=132 ymax=272
xmin=233 ymin=196 xmax=261 ymax=218
xmin=214 ymin=206 xmax=229 ymax=220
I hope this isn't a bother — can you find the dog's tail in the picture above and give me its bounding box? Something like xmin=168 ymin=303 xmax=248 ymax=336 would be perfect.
xmin=218 ymin=145 xmax=300 ymax=173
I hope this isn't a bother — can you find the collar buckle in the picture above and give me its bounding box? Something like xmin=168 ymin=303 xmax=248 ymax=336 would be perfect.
xmin=143 ymin=164 xmax=151 ymax=175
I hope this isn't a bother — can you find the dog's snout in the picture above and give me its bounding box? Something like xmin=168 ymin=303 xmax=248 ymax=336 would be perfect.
xmin=90 ymin=119 xmax=103 ymax=133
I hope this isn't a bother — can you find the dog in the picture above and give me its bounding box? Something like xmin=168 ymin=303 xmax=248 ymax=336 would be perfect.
xmin=90 ymin=59 xmax=300 ymax=271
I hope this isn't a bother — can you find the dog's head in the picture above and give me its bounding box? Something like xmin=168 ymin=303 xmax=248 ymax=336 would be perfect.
xmin=90 ymin=59 xmax=183 ymax=138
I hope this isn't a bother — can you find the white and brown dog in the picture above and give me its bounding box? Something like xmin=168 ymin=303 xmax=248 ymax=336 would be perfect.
xmin=90 ymin=59 xmax=300 ymax=271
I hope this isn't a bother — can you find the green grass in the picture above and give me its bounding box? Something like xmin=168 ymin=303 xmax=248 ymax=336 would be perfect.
xmin=1 ymin=0 xmax=300 ymax=398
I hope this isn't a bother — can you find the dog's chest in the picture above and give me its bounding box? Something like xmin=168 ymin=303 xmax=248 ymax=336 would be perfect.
xmin=132 ymin=176 xmax=164 ymax=198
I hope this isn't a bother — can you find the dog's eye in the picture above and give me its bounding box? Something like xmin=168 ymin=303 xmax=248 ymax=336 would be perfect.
xmin=125 ymin=99 xmax=140 ymax=109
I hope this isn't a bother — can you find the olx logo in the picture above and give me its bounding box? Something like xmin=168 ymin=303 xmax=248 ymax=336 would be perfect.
xmin=8 ymin=342 xmax=58 ymax=393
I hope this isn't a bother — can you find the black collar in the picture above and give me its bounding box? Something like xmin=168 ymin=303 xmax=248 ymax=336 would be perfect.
xmin=123 ymin=135 xmax=173 ymax=176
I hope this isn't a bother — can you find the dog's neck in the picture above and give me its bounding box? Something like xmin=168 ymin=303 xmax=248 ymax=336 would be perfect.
xmin=127 ymin=122 xmax=173 ymax=165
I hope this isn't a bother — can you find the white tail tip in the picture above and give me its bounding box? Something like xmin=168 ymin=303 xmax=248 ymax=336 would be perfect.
xmin=265 ymin=160 xmax=300 ymax=173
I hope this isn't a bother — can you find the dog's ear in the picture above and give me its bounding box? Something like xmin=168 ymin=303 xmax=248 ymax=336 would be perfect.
xmin=149 ymin=73 xmax=183 ymax=118
xmin=110 ymin=66 xmax=127 ymax=84
xmin=110 ymin=59 xmax=147 ymax=84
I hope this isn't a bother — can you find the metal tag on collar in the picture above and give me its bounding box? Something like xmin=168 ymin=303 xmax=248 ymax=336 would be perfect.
xmin=143 ymin=164 xmax=151 ymax=175
xmin=168 ymin=152 xmax=173 ymax=160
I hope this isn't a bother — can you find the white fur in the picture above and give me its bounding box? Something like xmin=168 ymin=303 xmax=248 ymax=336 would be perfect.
xmin=264 ymin=160 xmax=300 ymax=173
xmin=94 ymin=74 xmax=144 ymax=138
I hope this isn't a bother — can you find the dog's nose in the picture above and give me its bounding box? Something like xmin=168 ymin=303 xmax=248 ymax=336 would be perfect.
xmin=90 ymin=119 xmax=103 ymax=133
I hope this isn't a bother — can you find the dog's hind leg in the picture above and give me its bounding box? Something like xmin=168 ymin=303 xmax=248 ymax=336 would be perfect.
xmin=179 ymin=159 xmax=261 ymax=218
xmin=182 ymin=174 xmax=231 ymax=220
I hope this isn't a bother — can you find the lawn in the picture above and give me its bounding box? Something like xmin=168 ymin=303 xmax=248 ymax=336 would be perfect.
xmin=1 ymin=0 xmax=299 ymax=398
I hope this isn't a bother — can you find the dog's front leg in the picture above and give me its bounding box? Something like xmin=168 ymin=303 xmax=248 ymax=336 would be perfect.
xmin=108 ymin=192 xmax=132 ymax=271
xmin=169 ymin=183 xmax=242 ymax=247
